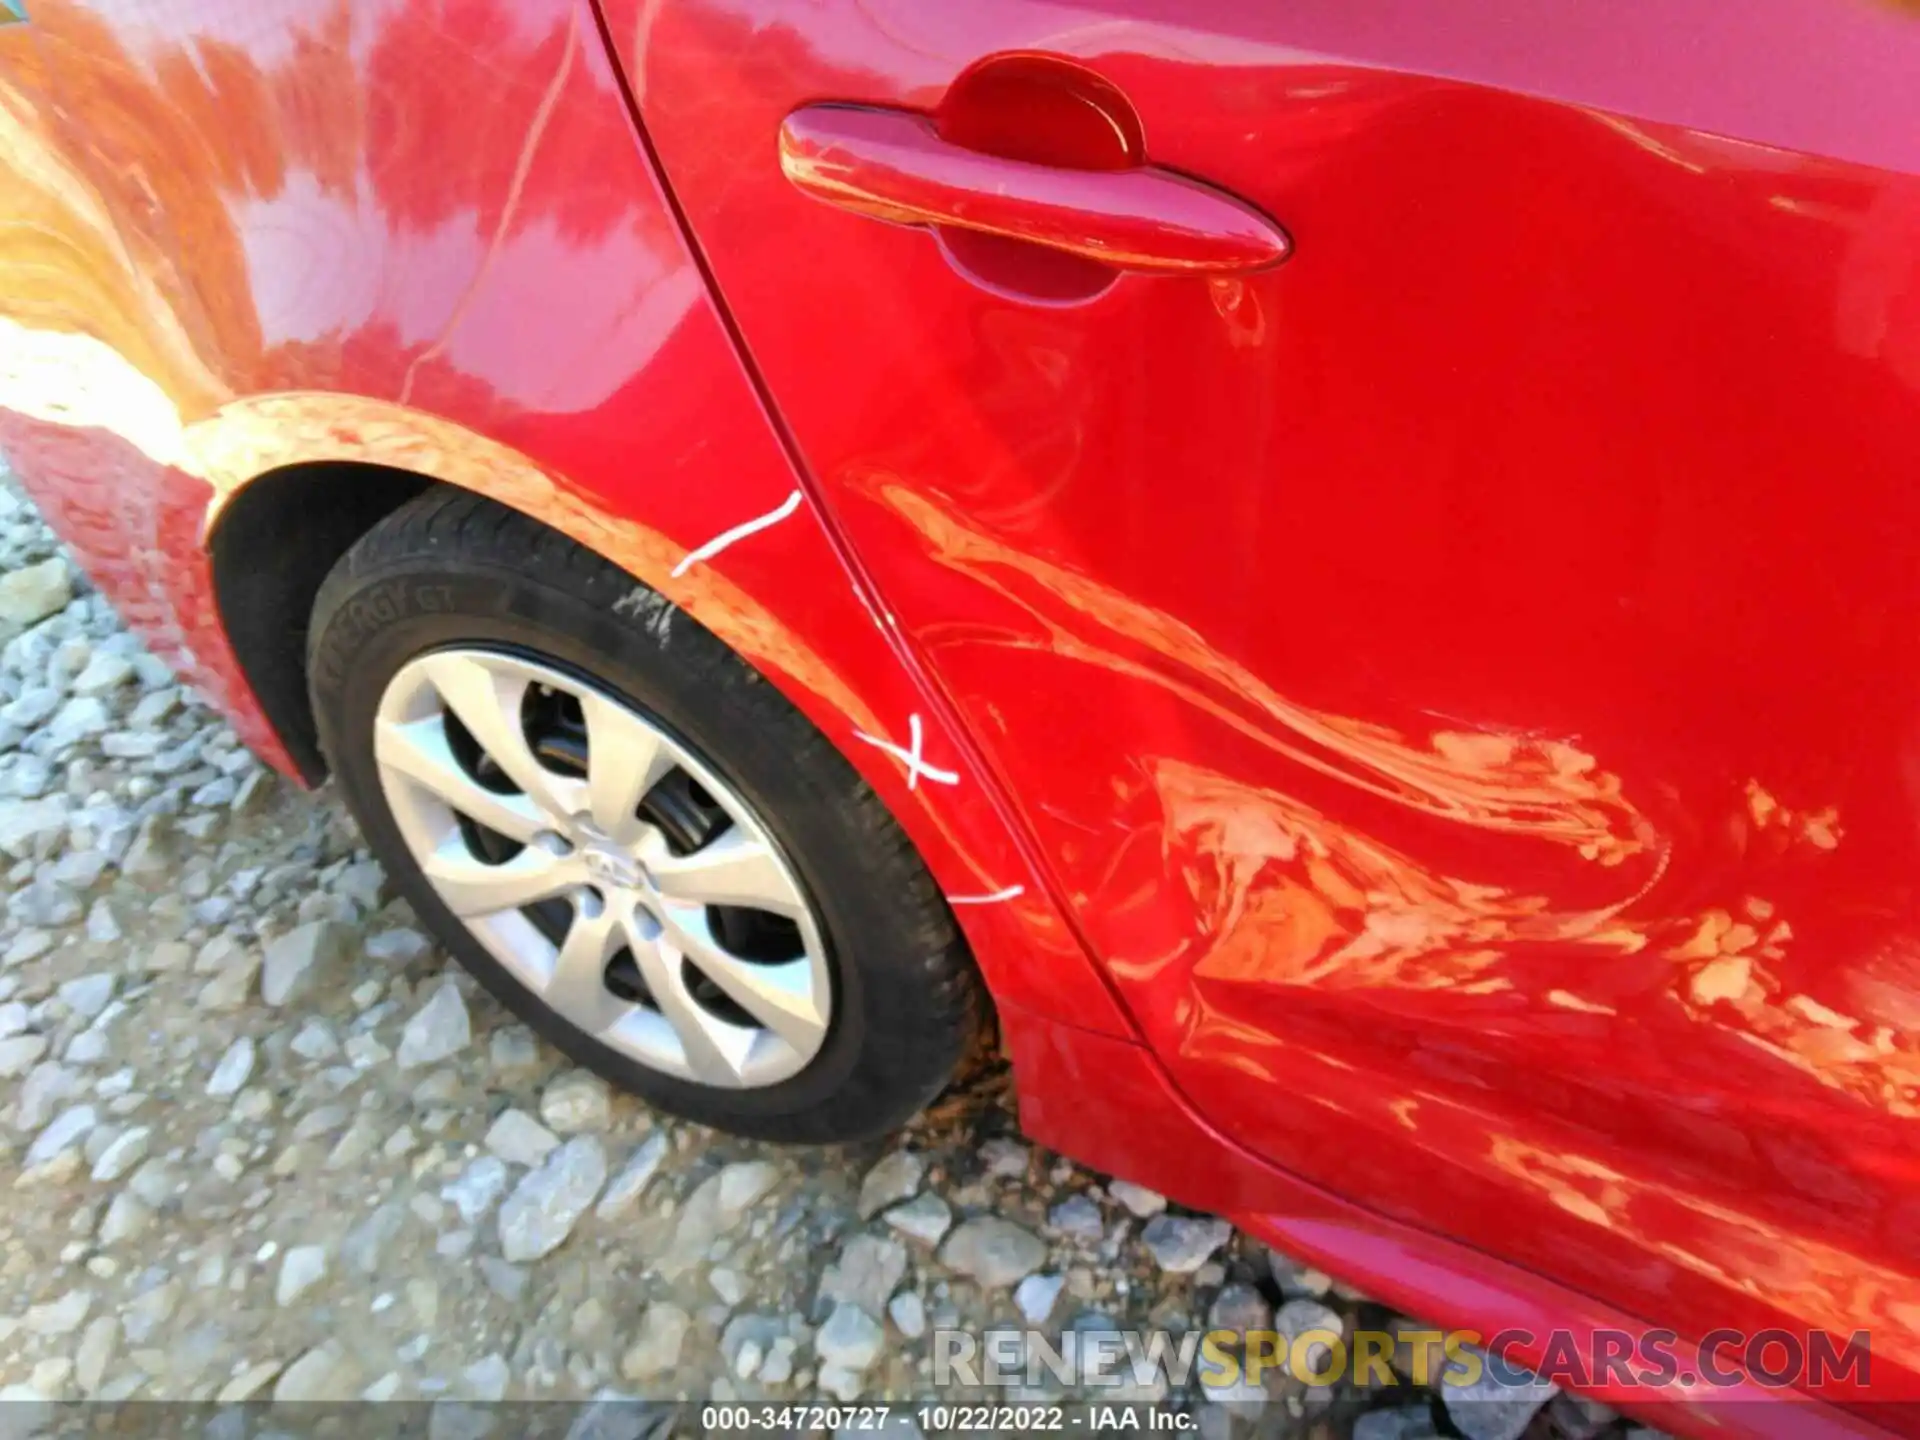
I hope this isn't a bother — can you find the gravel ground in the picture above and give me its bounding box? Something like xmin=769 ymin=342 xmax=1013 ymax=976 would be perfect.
xmin=0 ymin=471 xmax=1671 ymax=1440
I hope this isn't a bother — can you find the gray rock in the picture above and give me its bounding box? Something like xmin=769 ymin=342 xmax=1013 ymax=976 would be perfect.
xmin=595 ymin=1132 xmax=669 ymax=1219
xmin=2 ymin=928 xmax=52 ymax=965
xmin=939 ymin=1217 xmax=1046 ymax=1288
xmin=719 ymin=1159 xmax=780 ymax=1212
xmin=661 ymin=1161 xmax=780 ymax=1272
xmin=721 ymin=1312 xmax=786 ymax=1380
xmin=759 ymin=1335 xmax=799 ymax=1387
xmin=820 ymin=1234 xmax=908 ymax=1316
xmin=85 ymin=902 xmax=125 ymax=948
xmin=218 ymin=1360 xmax=285 ymax=1404
xmin=478 ymin=1256 xmax=527 ymax=1301
xmin=0 ymin=559 xmax=70 ymax=642
xmin=1141 ymin=1215 xmax=1233 ymax=1274
xmin=17 ymin=1061 xmax=81 ymax=1129
xmin=27 ymin=1103 xmax=97 ymax=1165
xmin=711 ymin=1266 xmax=747 ymax=1306
xmin=1 ymin=687 xmax=60 ymax=729
xmin=485 ymin=1108 xmax=559 ymax=1167
xmin=124 ymin=1156 xmax=179 ymax=1207
xmin=1048 ymin=1194 xmax=1105 ymax=1242
xmin=1440 ymin=1350 xmax=1558 ymax=1440
xmin=74 ymin=1315 xmax=118 ymax=1397
xmin=1014 ymin=1272 xmax=1065 ymax=1324
xmin=887 ymin=1291 xmax=927 ymax=1340
xmin=333 ymin=859 xmax=386 ymax=914
xmin=24 ymin=1289 xmax=91 ymax=1336
xmin=497 ymin=1135 xmax=607 ymax=1262
xmin=276 ymin=1245 xmax=328 ymax=1306
xmin=71 ymin=653 xmax=132 ymax=696
xmin=539 ymin=1070 xmax=611 ymax=1133
xmin=1207 ymin=1282 xmax=1274 ymax=1334
xmin=119 ymin=1274 xmax=180 ymax=1344
xmin=275 ymin=1342 xmax=359 ymax=1403
xmin=196 ymin=953 xmax=260 ymax=1011
xmin=488 ymin=1025 xmax=543 ymax=1077
xmin=397 ymin=979 xmax=471 ymax=1069
xmin=47 ymin=697 xmax=111 ymax=751
xmin=0 ymin=798 xmax=67 ymax=859
xmin=980 ymin=1137 xmax=1030 ymax=1178
xmin=884 ymin=1193 xmax=954 ymax=1247
xmin=96 ymin=1193 xmax=150 ymax=1245
xmin=620 ymin=1304 xmax=690 ymax=1381
xmin=289 ymin=1019 xmax=339 ymax=1060
xmin=1273 ymin=1299 xmax=1345 ymax=1382
xmin=441 ymin=1155 xmax=511 ymax=1224
xmin=56 ymin=974 xmax=113 ymax=1019
xmin=261 ymin=920 xmax=349 ymax=1007
xmin=1268 ymin=1248 xmax=1335 ymax=1298
xmin=366 ymin=928 xmax=430 ymax=964
xmin=205 ymin=1037 xmax=255 ymax=1097
xmin=90 ymin=1125 xmax=150 ymax=1182
xmin=459 ymin=1353 xmax=511 ymax=1402
xmin=1108 ymin=1179 xmax=1167 ymax=1217
xmin=0 ymin=1033 xmax=48 ymax=1077
xmin=815 ymin=1303 xmax=884 ymax=1372
xmin=857 ymin=1150 xmax=925 ymax=1219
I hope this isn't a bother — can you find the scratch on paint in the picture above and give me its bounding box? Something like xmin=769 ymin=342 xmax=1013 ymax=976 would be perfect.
xmin=671 ymin=490 xmax=803 ymax=579
xmin=854 ymin=713 xmax=959 ymax=790
xmin=949 ymin=885 xmax=1025 ymax=906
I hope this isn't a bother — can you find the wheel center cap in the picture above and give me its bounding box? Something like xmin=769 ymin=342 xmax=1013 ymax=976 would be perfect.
xmin=581 ymin=844 xmax=644 ymax=890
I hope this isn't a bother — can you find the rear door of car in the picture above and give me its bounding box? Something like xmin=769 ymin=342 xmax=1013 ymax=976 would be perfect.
xmin=601 ymin=0 xmax=1920 ymax=1387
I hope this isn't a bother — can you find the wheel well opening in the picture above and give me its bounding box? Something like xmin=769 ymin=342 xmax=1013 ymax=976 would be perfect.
xmin=208 ymin=461 xmax=440 ymax=784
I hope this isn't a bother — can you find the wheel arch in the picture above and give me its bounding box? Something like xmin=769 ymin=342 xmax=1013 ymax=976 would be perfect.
xmin=190 ymin=391 xmax=1130 ymax=1036
xmin=207 ymin=458 xmax=439 ymax=783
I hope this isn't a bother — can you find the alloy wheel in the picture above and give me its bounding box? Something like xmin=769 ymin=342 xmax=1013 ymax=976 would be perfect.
xmin=372 ymin=647 xmax=833 ymax=1089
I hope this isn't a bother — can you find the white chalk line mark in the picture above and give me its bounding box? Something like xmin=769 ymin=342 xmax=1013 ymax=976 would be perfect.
xmin=853 ymin=712 xmax=959 ymax=790
xmin=670 ymin=489 xmax=803 ymax=579
xmin=949 ymin=885 xmax=1025 ymax=906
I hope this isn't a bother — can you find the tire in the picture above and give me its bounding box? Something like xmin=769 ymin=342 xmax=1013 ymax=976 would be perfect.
xmin=305 ymin=488 xmax=983 ymax=1144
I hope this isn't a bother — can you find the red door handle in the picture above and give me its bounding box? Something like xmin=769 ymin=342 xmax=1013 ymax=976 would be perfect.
xmin=778 ymin=103 xmax=1291 ymax=277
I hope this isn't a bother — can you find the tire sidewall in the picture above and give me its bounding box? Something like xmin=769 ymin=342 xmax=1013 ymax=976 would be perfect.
xmin=308 ymin=558 xmax=936 ymax=1136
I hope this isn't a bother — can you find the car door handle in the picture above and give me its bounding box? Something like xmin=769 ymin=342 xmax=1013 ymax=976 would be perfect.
xmin=778 ymin=103 xmax=1291 ymax=277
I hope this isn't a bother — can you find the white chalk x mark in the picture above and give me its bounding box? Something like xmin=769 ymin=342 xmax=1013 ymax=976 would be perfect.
xmin=949 ymin=885 xmax=1025 ymax=906
xmin=854 ymin=712 xmax=959 ymax=791
xmin=670 ymin=489 xmax=803 ymax=578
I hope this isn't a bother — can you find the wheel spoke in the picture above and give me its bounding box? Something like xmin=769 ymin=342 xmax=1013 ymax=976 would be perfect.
xmin=420 ymin=838 xmax=585 ymax=917
xmin=581 ymin=693 xmax=674 ymax=844
xmin=541 ymin=899 xmax=629 ymax=1035
xmin=665 ymin=908 xmax=828 ymax=1053
xmin=418 ymin=652 xmax=577 ymax=819
xmin=647 ymin=828 xmax=805 ymax=917
xmin=629 ymin=914 xmax=756 ymax=1086
xmin=375 ymin=647 xmax=835 ymax=1090
xmin=375 ymin=715 xmax=546 ymax=843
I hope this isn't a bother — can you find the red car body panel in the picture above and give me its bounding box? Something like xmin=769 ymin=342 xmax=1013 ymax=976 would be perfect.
xmin=0 ymin=0 xmax=1917 ymax=1431
xmin=609 ymin=0 xmax=1920 ymax=1421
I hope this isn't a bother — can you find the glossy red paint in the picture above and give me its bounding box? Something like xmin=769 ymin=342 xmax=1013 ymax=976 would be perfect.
xmin=0 ymin=0 xmax=1915 ymax=1432
xmin=605 ymin=0 xmax=1920 ymax=1427
xmin=1003 ymin=1003 xmax=1904 ymax=1440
